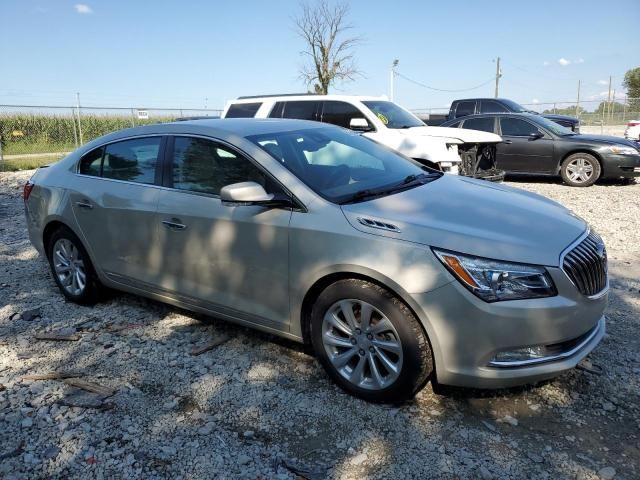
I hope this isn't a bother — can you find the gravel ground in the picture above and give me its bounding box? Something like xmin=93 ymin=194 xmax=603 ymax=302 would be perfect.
xmin=1 ymin=170 xmax=638 ymax=480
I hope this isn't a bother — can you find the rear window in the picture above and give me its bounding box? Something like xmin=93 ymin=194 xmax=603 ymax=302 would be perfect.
xmin=79 ymin=147 xmax=104 ymax=176
xmin=462 ymin=117 xmax=495 ymax=133
xmin=102 ymin=137 xmax=161 ymax=184
xmin=226 ymin=102 xmax=261 ymax=118
xmin=455 ymin=101 xmax=475 ymax=117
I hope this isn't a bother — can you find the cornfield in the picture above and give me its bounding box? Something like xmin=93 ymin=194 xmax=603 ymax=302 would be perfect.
xmin=0 ymin=113 xmax=175 ymax=155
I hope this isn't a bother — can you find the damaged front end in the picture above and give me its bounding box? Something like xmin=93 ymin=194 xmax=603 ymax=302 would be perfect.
xmin=458 ymin=143 xmax=505 ymax=182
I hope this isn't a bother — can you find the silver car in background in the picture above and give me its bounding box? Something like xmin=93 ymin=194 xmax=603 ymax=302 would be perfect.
xmin=23 ymin=119 xmax=607 ymax=402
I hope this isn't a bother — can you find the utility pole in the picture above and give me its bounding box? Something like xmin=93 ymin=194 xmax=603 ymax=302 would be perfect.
xmin=602 ymin=76 xmax=612 ymax=132
xmin=494 ymin=57 xmax=501 ymax=98
xmin=575 ymin=80 xmax=581 ymax=118
xmin=76 ymin=92 xmax=84 ymax=145
xmin=390 ymin=59 xmax=399 ymax=101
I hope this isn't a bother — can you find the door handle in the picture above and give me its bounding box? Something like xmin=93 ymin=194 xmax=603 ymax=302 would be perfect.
xmin=503 ymin=140 xmax=512 ymax=144
xmin=162 ymin=219 xmax=187 ymax=231
xmin=75 ymin=201 xmax=93 ymax=209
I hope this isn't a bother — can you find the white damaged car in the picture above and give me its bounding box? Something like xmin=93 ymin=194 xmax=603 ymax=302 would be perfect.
xmin=222 ymin=94 xmax=504 ymax=180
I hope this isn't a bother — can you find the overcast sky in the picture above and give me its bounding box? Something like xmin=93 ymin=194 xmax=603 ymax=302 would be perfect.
xmin=1 ymin=0 xmax=638 ymax=112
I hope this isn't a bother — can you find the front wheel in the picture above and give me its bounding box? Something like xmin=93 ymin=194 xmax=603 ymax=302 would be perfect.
xmin=310 ymin=279 xmax=433 ymax=403
xmin=560 ymin=153 xmax=601 ymax=187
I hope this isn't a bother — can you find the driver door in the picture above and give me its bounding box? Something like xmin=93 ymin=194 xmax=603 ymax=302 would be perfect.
xmin=497 ymin=117 xmax=555 ymax=173
xmin=153 ymin=136 xmax=292 ymax=329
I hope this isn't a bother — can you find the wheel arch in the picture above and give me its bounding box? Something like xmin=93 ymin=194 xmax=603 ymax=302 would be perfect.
xmin=558 ymin=149 xmax=604 ymax=175
xmin=297 ymin=269 xmax=441 ymax=372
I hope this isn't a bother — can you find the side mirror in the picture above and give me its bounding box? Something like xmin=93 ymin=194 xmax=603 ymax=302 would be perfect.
xmin=529 ymin=131 xmax=544 ymax=140
xmin=349 ymin=118 xmax=371 ymax=132
xmin=220 ymin=181 xmax=292 ymax=208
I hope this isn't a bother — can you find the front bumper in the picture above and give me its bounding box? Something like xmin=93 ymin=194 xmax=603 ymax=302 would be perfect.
xmin=602 ymin=153 xmax=640 ymax=178
xmin=412 ymin=266 xmax=607 ymax=389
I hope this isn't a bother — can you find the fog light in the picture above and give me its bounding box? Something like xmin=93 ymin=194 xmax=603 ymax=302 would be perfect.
xmin=492 ymin=346 xmax=547 ymax=363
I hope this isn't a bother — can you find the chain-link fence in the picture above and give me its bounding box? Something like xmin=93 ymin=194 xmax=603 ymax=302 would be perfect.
xmin=411 ymin=98 xmax=640 ymax=137
xmin=0 ymin=105 xmax=222 ymax=164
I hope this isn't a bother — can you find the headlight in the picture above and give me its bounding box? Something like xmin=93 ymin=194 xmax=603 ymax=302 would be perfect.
xmin=433 ymin=248 xmax=556 ymax=302
xmin=607 ymin=146 xmax=639 ymax=155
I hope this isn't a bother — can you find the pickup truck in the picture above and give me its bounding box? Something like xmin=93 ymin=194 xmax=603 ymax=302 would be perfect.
xmin=222 ymin=94 xmax=505 ymax=180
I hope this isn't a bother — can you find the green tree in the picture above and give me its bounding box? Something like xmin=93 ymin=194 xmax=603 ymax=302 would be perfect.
xmin=594 ymin=101 xmax=626 ymax=114
xmin=542 ymin=106 xmax=585 ymax=116
xmin=623 ymin=67 xmax=640 ymax=109
xmin=294 ymin=0 xmax=362 ymax=94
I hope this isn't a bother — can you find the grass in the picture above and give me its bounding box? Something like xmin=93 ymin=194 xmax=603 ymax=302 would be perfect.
xmin=3 ymin=141 xmax=75 ymax=155
xmin=0 ymin=155 xmax=64 ymax=172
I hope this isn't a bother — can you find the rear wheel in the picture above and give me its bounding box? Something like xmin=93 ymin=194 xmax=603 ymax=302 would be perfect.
xmin=560 ymin=153 xmax=601 ymax=187
xmin=47 ymin=227 xmax=101 ymax=304
xmin=310 ymin=279 xmax=433 ymax=403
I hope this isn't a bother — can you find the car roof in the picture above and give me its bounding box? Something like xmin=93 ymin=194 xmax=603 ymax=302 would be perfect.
xmin=74 ymin=118 xmax=334 ymax=153
xmin=229 ymin=94 xmax=388 ymax=104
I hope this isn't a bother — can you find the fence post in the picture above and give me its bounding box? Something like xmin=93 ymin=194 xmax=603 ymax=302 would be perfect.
xmin=76 ymin=93 xmax=84 ymax=145
xmin=0 ymin=134 xmax=3 ymax=163
xmin=71 ymin=108 xmax=79 ymax=148
xmin=130 ymin=108 xmax=136 ymax=128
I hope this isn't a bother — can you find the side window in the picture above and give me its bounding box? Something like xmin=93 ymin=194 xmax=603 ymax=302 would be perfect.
xmin=226 ymin=102 xmax=262 ymax=118
xmin=500 ymin=118 xmax=540 ymax=137
xmin=321 ymin=101 xmax=371 ymax=129
xmin=102 ymin=137 xmax=160 ymax=184
xmin=447 ymin=121 xmax=461 ymax=128
xmin=462 ymin=117 xmax=495 ymax=133
xmin=268 ymin=102 xmax=285 ymax=118
xmin=171 ymin=137 xmax=272 ymax=195
xmin=480 ymin=100 xmax=508 ymax=113
xmin=455 ymin=101 xmax=475 ymax=118
xmin=281 ymin=101 xmax=319 ymax=121
xmin=78 ymin=147 xmax=104 ymax=176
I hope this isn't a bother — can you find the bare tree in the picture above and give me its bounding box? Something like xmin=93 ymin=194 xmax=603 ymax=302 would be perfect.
xmin=294 ymin=0 xmax=362 ymax=94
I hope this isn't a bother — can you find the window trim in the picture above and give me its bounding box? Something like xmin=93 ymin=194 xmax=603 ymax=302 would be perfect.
xmin=75 ymin=134 xmax=167 ymax=187
xmin=164 ymin=134 xmax=306 ymax=211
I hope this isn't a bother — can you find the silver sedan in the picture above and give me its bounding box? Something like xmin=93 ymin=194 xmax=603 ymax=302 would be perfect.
xmin=23 ymin=119 xmax=607 ymax=402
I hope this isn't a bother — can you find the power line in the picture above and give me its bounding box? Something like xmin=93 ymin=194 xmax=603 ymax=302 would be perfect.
xmin=395 ymin=71 xmax=495 ymax=93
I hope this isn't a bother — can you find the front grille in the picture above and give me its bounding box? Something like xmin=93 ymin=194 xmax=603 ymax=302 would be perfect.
xmin=562 ymin=231 xmax=608 ymax=296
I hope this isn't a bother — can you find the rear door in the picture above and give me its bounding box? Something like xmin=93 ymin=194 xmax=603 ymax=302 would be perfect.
xmin=497 ymin=117 xmax=555 ymax=173
xmin=71 ymin=136 xmax=164 ymax=284
xmin=153 ymin=135 xmax=292 ymax=328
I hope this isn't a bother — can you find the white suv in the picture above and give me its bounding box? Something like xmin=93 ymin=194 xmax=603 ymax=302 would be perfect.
xmin=222 ymin=94 xmax=503 ymax=178
xmin=625 ymin=120 xmax=640 ymax=142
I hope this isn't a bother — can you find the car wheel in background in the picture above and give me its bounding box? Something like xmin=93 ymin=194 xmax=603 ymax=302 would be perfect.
xmin=560 ymin=153 xmax=601 ymax=187
xmin=47 ymin=227 xmax=101 ymax=304
xmin=310 ymin=279 xmax=433 ymax=403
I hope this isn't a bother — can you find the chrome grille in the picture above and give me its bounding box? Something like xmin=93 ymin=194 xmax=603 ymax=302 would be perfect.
xmin=562 ymin=231 xmax=608 ymax=296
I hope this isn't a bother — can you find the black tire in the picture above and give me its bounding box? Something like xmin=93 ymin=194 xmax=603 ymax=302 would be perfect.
xmin=47 ymin=226 xmax=101 ymax=305
xmin=309 ymin=279 xmax=433 ymax=403
xmin=560 ymin=153 xmax=601 ymax=187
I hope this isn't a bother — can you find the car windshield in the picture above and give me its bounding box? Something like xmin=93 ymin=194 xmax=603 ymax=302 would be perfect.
xmin=529 ymin=115 xmax=575 ymax=136
xmin=247 ymin=127 xmax=439 ymax=204
xmin=361 ymin=101 xmax=425 ymax=129
xmin=501 ymin=99 xmax=530 ymax=113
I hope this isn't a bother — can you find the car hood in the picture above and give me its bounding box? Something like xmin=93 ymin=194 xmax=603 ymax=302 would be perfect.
xmin=563 ymin=134 xmax=640 ymax=148
xmin=541 ymin=113 xmax=578 ymax=123
xmin=404 ymin=125 xmax=502 ymax=144
xmin=341 ymin=175 xmax=586 ymax=266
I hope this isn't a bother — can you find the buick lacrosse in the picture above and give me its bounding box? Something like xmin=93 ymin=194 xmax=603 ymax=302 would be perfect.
xmin=23 ymin=119 xmax=607 ymax=402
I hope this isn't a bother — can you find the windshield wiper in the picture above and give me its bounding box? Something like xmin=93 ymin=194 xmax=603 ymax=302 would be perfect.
xmin=340 ymin=173 xmax=435 ymax=204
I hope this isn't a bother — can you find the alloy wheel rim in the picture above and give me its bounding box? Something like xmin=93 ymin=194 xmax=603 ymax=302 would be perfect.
xmin=566 ymin=158 xmax=594 ymax=183
xmin=322 ymin=299 xmax=403 ymax=391
xmin=53 ymin=239 xmax=87 ymax=296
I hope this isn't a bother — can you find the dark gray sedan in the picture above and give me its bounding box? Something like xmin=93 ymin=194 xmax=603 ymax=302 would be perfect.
xmin=442 ymin=113 xmax=640 ymax=186
xmin=23 ymin=119 xmax=607 ymax=402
